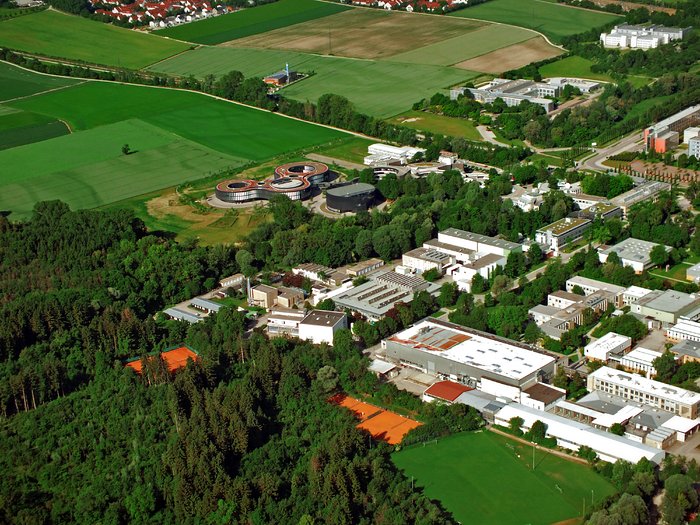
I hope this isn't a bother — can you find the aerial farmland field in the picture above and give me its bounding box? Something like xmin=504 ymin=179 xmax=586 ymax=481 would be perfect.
xmin=393 ymin=431 xmax=616 ymax=525
xmin=449 ymin=0 xmax=621 ymax=43
xmin=155 ymin=0 xmax=350 ymax=45
xmin=150 ymin=47 xmax=478 ymax=118
xmin=0 ymin=10 xmax=190 ymax=68
xmin=0 ymin=73 xmax=347 ymax=217
xmin=0 ymin=61 xmax=78 ymax=101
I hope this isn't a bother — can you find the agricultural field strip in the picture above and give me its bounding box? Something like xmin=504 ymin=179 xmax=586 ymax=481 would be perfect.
xmin=0 ymin=10 xmax=190 ymax=69
xmin=225 ymin=8 xmax=486 ymax=61
xmin=148 ymin=47 xmax=478 ymax=118
xmin=386 ymin=24 xmax=539 ymax=66
xmin=0 ymin=60 xmax=78 ymax=102
xmin=155 ymin=0 xmax=351 ymax=45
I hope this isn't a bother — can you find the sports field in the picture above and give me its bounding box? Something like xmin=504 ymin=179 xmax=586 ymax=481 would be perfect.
xmin=450 ymin=0 xmax=621 ymax=43
xmin=393 ymin=431 xmax=616 ymax=525
xmin=0 ymin=10 xmax=190 ymax=69
xmin=228 ymin=9 xmax=485 ymax=60
xmin=0 ymin=61 xmax=78 ymax=102
xmin=156 ymin=0 xmax=350 ymax=45
xmin=150 ymin=47 xmax=477 ymax=118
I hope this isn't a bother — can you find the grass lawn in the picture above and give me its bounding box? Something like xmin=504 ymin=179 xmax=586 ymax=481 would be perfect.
xmin=155 ymin=0 xmax=350 ymax=44
xmin=151 ymin=47 xmax=477 ymax=118
xmin=539 ymin=56 xmax=616 ymax=82
xmin=649 ymin=262 xmax=691 ymax=282
xmin=393 ymin=431 xmax=616 ymax=525
xmin=387 ymin=24 xmax=536 ymax=66
xmin=0 ymin=61 xmax=78 ymax=102
xmin=316 ymin=136 xmax=375 ymax=164
xmin=450 ymin=0 xmax=621 ymax=43
xmin=8 ymin=82 xmax=346 ymax=159
xmin=529 ymin=152 xmax=565 ymax=167
xmin=389 ymin=111 xmax=481 ymax=141
xmin=0 ymin=10 xmax=190 ymax=69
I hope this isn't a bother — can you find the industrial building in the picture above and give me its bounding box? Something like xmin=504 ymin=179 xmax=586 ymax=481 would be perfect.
xmin=382 ymin=318 xmax=557 ymax=392
xmin=452 ymin=78 xmax=555 ymax=113
xmin=344 ymin=258 xmax=384 ymax=277
xmin=163 ymin=307 xmax=202 ymax=323
xmin=401 ymin=247 xmax=454 ymax=274
xmin=535 ymin=217 xmax=591 ymax=253
xmin=363 ymin=143 xmax=426 ymax=166
xmin=631 ymin=289 xmax=700 ymax=324
xmin=494 ymin=403 xmax=665 ymax=464
xmin=644 ymin=105 xmax=700 ymax=154
xmin=333 ymin=271 xmax=439 ymax=321
xmin=588 ymin=366 xmax=700 ymax=419
xmin=263 ymin=65 xmax=299 ymax=86
xmin=600 ymin=24 xmax=691 ymax=49
xmin=584 ymin=332 xmax=632 ymax=362
xmin=598 ymin=237 xmax=671 ymax=273
xmin=215 ymin=162 xmax=329 ymax=203
xmin=326 ymin=183 xmax=376 ymax=213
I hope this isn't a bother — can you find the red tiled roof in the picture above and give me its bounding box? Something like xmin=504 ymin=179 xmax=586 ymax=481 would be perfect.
xmin=424 ymin=380 xmax=473 ymax=402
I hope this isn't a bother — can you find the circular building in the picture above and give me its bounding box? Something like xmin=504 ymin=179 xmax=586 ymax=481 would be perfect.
xmin=326 ymin=183 xmax=376 ymax=213
xmin=215 ymin=161 xmax=329 ymax=203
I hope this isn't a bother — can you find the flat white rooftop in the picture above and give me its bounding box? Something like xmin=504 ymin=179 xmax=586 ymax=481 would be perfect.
xmin=584 ymin=332 xmax=631 ymax=359
xmin=669 ymin=319 xmax=700 ymax=338
xmin=625 ymin=286 xmax=653 ymax=299
xmin=622 ymin=346 xmax=663 ymax=366
xmin=590 ymin=366 xmax=700 ymax=405
xmin=388 ymin=319 xmax=554 ymax=381
xmin=661 ymin=415 xmax=700 ymax=434
xmin=567 ymin=276 xmax=625 ymax=295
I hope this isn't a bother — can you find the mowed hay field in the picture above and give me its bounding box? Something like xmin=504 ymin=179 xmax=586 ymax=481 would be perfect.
xmin=0 ymin=10 xmax=190 ymax=68
xmin=228 ymin=9 xmax=486 ymax=60
xmin=0 ymin=80 xmax=346 ymax=217
xmin=450 ymin=0 xmax=621 ymax=43
xmin=456 ymin=37 xmax=563 ymax=73
xmin=156 ymin=0 xmax=350 ymax=44
xmin=0 ymin=61 xmax=78 ymax=101
xmin=393 ymin=431 xmax=616 ymax=525
xmin=150 ymin=47 xmax=478 ymax=118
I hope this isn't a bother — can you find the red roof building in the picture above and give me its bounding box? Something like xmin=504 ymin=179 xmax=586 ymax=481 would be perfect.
xmin=423 ymin=380 xmax=473 ymax=403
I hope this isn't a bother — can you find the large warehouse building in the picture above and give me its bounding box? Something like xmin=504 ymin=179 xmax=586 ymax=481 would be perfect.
xmin=215 ymin=161 xmax=329 ymax=203
xmin=382 ymin=318 xmax=557 ymax=392
xmin=326 ymin=183 xmax=376 ymax=213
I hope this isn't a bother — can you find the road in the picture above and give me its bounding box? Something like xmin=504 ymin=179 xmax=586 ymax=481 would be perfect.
xmin=580 ymin=130 xmax=644 ymax=172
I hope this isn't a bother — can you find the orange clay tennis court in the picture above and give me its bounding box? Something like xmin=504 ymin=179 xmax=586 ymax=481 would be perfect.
xmin=330 ymin=393 xmax=422 ymax=445
xmin=125 ymin=346 xmax=198 ymax=374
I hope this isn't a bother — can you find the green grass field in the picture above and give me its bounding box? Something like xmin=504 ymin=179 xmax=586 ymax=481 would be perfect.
xmin=0 ymin=10 xmax=190 ymax=69
xmin=0 ymin=107 xmax=69 ymax=149
xmin=393 ymin=431 xmax=616 ymax=525
xmin=155 ymin=0 xmax=350 ymax=44
xmin=539 ymin=56 xmax=615 ymax=82
xmin=389 ymin=110 xmax=481 ymax=141
xmin=1 ymin=79 xmax=346 ymax=217
xmin=317 ymin=136 xmax=376 ymax=164
xmin=150 ymin=47 xmax=477 ymax=118
xmin=450 ymin=0 xmax=621 ymax=43
xmin=8 ymin=82 xmax=345 ymax=159
xmin=387 ymin=24 xmax=536 ymax=66
xmin=0 ymin=61 xmax=79 ymax=101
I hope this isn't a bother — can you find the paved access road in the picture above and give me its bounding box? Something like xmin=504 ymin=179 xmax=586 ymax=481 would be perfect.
xmin=580 ymin=131 xmax=644 ymax=172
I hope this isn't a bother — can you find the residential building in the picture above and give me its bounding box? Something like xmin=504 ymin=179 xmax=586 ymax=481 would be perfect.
xmin=495 ymin=403 xmax=665 ymax=464
xmin=600 ymin=24 xmax=691 ymax=49
xmin=382 ymin=318 xmax=557 ymax=391
xmin=667 ymin=319 xmax=700 ymax=342
xmin=535 ymin=217 xmax=592 ymax=253
xmin=298 ymin=310 xmax=348 ymax=345
xmin=620 ymin=347 xmax=663 ymax=376
xmin=598 ymin=237 xmax=671 ymax=273
xmin=587 ymin=366 xmax=700 ymax=418
xmin=584 ymin=332 xmax=632 ymax=361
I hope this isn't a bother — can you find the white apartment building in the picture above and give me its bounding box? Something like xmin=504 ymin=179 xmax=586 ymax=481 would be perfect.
xmin=588 ymin=366 xmax=700 ymax=419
